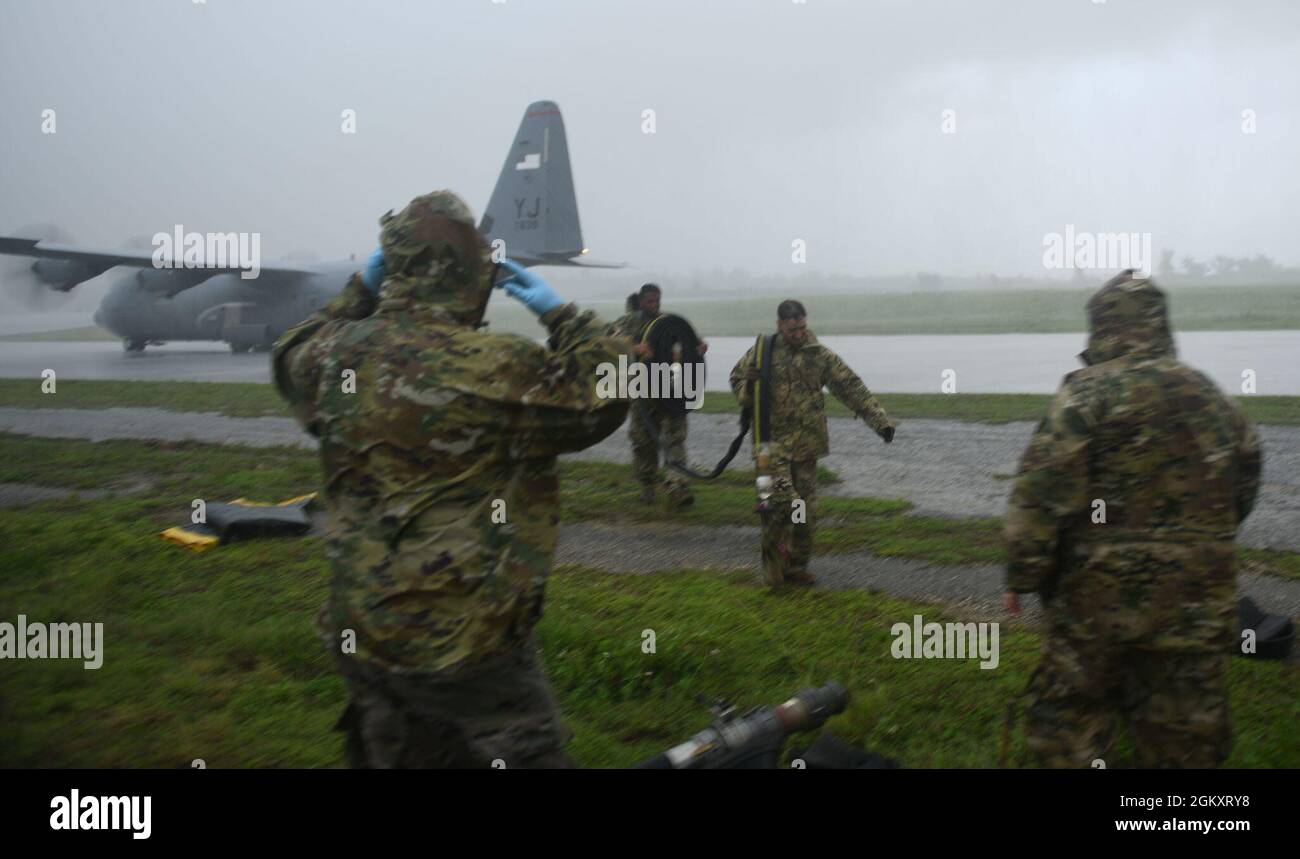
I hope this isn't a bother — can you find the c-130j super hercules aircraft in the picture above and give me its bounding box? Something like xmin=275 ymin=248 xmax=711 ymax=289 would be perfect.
xmin=0 ymin=101 xmax=621 ymax=353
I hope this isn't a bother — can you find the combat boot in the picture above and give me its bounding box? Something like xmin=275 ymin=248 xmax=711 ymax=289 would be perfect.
xmin=785 ymin=569 xmax=816 ymax=587
xmin=639 ymin=485 xmax=656 ymax=505
xmin=664 ymin=481 xmax=694 ymax=511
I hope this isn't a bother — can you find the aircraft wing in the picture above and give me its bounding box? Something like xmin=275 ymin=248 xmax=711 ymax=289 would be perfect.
xmin=0 ymin=236 xmax=316 ymax=290
xmin=552 ymin=255 xmax=626 ymax=269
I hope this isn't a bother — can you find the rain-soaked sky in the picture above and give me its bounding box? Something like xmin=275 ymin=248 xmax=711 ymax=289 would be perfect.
xmin=1 ymin=0 xmax=1297 ymax=279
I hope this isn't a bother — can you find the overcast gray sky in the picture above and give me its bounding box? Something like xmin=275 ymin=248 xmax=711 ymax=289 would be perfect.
xmin=1 ymin=0 xmax=1297 ymax=279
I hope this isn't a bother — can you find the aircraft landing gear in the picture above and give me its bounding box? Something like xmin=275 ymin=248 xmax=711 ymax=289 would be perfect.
xmin=124 ymin=338 xmax=147 ymax=352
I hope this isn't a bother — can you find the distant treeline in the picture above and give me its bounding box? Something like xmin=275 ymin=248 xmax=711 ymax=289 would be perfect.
xmin=544 ymin=252 xmax=1299 ymax=302
xmin=482 ymin=283 xmax=1300 ymax=338
xmin=1156 ymin=250 xmax=1299 ymax=282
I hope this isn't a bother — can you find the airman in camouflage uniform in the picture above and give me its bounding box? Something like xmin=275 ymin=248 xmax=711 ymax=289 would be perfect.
xmin=609 ymin=289 xmax=646 ymax=358
xmin=613 ymin=283 xmax=702 ymax=509
xmin=731 ymin=300 xmax=895 ymax=588
xmin=1003 ymin=270 xmax=1262 ymax=768
xmin=272 ymin=191 xmax=631 ymax=768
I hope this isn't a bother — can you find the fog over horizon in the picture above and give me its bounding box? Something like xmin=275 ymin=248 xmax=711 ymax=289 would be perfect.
xmin=2 ymin=0 xmax=1298 ymax=289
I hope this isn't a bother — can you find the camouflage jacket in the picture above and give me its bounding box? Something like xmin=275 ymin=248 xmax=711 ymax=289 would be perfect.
xmin=273 ymin=192 xmax=631 ymax=675
xmin=612 ymin=310 xmax=653 ymax=343
xmin=729 ymin=331 xmax=893 ymax=460
xmin=1003 ymin=273 xmax=1261 ymax=648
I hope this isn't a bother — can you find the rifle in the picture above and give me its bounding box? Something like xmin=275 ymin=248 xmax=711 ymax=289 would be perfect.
xmin=635 ymin=682 xmax=848 ymax=769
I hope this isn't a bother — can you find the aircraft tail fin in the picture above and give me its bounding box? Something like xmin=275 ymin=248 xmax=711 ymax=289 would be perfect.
xmin=480 ymin=101 xmax=586 ymax=264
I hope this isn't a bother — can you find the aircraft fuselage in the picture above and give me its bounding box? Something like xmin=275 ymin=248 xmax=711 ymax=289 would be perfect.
xmin=93 ymin=262 xmax=354 ymax=351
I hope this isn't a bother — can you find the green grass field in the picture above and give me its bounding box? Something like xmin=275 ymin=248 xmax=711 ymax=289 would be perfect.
xmin=0 ymin=325 xmax=119 ymax=343
xmin=1 ymin=433 xmax=1297 ymax=767
xmin=3 ymin=379 xmax=1299 ymax=425
xmin=6 ymin=284 xmax=1300 ymax=343
xmin=2 ymin=500 xmax=1296 ymax=768
xmin=4 ymin=433 xmax=1296 ymax=579
xmin=479 ymin=284 xmax=1300 ymax=337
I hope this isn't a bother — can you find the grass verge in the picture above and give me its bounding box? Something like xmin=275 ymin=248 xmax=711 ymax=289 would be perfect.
xmin=1 ymin=496 xmax=1295 ymax=767
xmin=2 ymin=432 xmax=1296 ymax=578
xmin=1 ymin=431 xmax=1296 ymax=767
xmin=2 ymin=379 xmax=1298 ymax=425
xmin=10 ymin=284 xmax=1300 ymax=343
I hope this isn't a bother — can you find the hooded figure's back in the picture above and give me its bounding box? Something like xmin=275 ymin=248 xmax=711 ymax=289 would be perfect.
xmin=1004 ymin=271 xmax=1261 ymax=647
xmin=1073 ymin=273 xmax=1257 ymax=541
xmin=274 ymin=192 xmax=630 ymax=674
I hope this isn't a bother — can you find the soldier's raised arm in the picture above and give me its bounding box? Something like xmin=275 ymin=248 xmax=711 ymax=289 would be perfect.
xmin=1003 ymin=380 xmax=1095 ymax=595
xmin=821 ymin=348 xmax=895 ymax=440
xmin=473 ymin=262 xmax=633 ymax=458
xmin=272 ymin=273 xmax=376 ymax=437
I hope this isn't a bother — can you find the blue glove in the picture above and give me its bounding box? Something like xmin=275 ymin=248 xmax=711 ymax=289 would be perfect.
xmin=360 ymin=246 xmax=386 ymax=294
xmin=496 ymin=258 xmax=564 ymax=316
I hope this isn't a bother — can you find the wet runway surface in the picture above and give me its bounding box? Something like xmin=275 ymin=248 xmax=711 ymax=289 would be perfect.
xmin=0 ymin=340 xmax=274 ymax=383
xmin=2 ymin=329 xmax=1297 ymax=394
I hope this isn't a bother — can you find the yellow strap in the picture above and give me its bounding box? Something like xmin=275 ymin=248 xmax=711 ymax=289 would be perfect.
xmin=159 ymin=527 xmax=219 ymax=552
xmin=640 ymin=315 xmax=663 ymax=344
xmin=227 ymin=492 xmax=317 ymax=507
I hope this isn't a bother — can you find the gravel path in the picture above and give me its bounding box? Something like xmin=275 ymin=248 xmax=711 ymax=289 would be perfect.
xmin=1 ymin=405 xmax=1297 ymax=550
xmin=2 ymin=468 xmax=1295 ymax=653
xmin=0 ymin=477 xmax=154 ymax=509
xmin=581 ymin=414 xmax=1300 ymax=551
xmin=554 ymin=520 xmax=1300 ymax=639
xmin=0 ymin=482 xmax=118 ymax=508
xmin=0 ymin=406 xmax=316 ymax=450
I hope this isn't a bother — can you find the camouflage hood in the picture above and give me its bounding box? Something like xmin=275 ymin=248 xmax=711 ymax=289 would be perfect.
xmin=376 ymin=190 xmax=496 ymax=327
xmin=1080 ymin=270 xmax=1175 ymax=366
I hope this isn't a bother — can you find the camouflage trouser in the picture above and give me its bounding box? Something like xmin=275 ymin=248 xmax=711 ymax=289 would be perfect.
xmin=1025 ymin=620 xmax=1232 ymax=768
xmin=333 ymin=639 xmax=575 ymax=769
xmin=758 ymin=454 xmax=819 ymax=587
xmin=629 ymin=403 xmax=689 ymax=490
